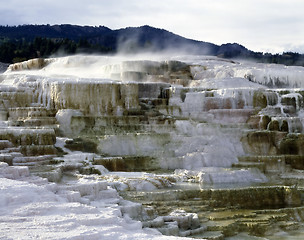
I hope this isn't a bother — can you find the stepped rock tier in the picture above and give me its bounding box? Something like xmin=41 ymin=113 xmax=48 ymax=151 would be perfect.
xmin=1 ymin=55 xmax=304 ymax=239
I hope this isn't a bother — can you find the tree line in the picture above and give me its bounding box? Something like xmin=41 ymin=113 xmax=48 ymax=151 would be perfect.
xmin=0 ymin=36 xmax=304 ymax=67
xmin=0 ymin=37 xmax=113 ymax=63
xmin=249 ymin=52 xmax=304 ymax=66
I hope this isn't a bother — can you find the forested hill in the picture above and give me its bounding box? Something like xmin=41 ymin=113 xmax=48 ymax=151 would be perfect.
xmin=0 ymin=24 xmax=303 ymax=66
xmin=0 ymin=24 xmax=220 ymax=62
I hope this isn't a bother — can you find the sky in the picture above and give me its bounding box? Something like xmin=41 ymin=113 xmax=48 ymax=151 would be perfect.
xmin=1 ymin=0 xmax=304 ymax=54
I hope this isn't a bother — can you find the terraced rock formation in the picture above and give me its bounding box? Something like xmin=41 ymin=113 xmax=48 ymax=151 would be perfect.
xmin=1 ymin=55 xmax=304 ymax=239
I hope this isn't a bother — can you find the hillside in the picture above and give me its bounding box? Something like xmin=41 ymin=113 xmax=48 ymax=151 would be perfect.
xmin=0 ymin=24 xmax=303 ymax=66
xmin=0 ymin=24 xmax=222 ymax=54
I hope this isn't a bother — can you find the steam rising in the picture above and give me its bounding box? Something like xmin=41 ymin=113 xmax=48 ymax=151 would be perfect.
xmin=4 ymin=53 xmax=304 ymax=89
xmin=5 ymin=54 xmax=175 ymax=79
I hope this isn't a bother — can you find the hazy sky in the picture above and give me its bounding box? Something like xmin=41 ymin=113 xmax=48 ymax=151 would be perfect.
xmin=1 ymin=0 xmax=304 ymax=53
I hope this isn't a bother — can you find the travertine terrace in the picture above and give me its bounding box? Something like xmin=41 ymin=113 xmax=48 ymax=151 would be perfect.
xmin=1 ymin=55 xmax=304 ymax=239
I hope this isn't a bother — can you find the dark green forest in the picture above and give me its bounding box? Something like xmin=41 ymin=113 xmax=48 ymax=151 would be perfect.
xmin=0 ymin=37 xmax=112 ymax=63
xmin=0 ymin=24 xmax=304 ymax=66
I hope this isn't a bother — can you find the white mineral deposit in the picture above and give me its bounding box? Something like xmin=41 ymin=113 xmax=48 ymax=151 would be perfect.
xmin=1 ymin=55 xmax=304 ymax=239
